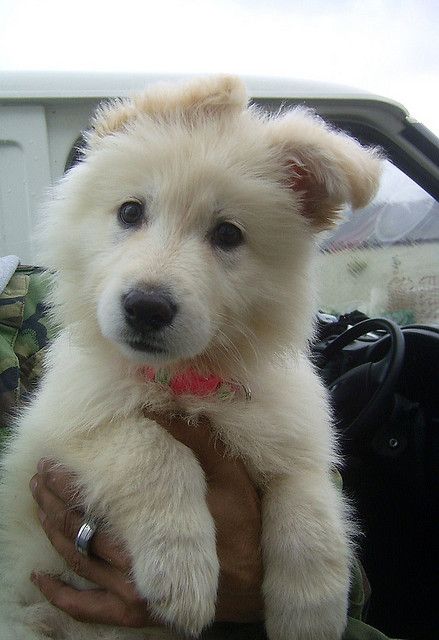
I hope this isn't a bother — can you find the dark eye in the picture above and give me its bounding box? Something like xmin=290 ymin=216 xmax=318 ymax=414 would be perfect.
xmin=210 ymin=222 xmax=244 ymax=250
xmin=118 ymin=201 xmax=144 ymax=226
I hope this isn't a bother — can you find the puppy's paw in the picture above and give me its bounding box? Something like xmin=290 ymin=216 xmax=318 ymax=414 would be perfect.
xmin=133 ymin=547 xmax=219 ymax=637
xmin=265 ymin=594 xmax=348 ymax=640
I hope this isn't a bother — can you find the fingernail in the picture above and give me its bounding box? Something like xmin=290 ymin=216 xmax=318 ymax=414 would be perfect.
xmin=29 ymin=476 xmax=38 ymax=495
xmin=38 ymin=509 xmax=46 ymax=524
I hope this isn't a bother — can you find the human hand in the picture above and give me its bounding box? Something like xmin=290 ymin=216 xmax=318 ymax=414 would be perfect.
xmin=29 ymin=414 xmax=263 ymax=627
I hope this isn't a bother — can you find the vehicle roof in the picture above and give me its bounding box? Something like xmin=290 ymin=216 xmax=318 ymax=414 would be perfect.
xmin=1 ymin=71 xmax=437 ymax=202
xmin=0 ymin=70 xmax=406 ymax=108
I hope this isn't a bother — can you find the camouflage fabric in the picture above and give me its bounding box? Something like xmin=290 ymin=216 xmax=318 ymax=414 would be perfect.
xmin=0 ymin=266 xmax=393 ymax=639
xmin=0 ymin=265 xmax=55 ymax=448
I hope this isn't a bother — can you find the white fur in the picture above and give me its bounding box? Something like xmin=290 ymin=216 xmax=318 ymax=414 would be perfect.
xmin=0 ymin=76 xmax=381 ymax=639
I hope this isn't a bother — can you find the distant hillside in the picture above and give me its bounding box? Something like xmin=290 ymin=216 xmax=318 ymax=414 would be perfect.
xmin=320 ymin=199 xmax=439 ymax=252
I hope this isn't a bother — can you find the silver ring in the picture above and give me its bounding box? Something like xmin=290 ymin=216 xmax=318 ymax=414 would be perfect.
xmin=75 ymin=518 xmax=98 ymax=557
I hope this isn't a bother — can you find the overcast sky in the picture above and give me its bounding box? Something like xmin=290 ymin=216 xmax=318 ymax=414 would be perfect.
xmin=1 ymin=0 xmax=438 ymax=135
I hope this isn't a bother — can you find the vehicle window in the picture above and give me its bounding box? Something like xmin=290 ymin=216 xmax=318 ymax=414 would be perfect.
xmin=317 ymin=160 xmax=439 ymax=325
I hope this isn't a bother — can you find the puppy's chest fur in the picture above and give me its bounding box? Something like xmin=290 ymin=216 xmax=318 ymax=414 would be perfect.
xmin=44 ymin=332 xmax=308 ymax=460
xmin=36 ymin=334 xmax=315 ymax=484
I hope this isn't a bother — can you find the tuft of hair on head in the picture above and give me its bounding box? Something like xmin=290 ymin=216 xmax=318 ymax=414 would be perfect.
xmin=87 ymin=75 xmax=248 ymax=149
xmin=266 ymin=108 xmax=383 ymax=230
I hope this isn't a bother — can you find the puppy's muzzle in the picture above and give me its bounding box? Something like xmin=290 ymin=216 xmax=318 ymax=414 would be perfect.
xmin=122 ymin=287 xmax=177 ymax=333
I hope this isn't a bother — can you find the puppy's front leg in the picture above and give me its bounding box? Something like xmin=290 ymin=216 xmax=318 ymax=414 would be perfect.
xmin=78 ymin=421 xmax=219 ymax=637
xmin=262 ymin=471 xmax=351 ymax=640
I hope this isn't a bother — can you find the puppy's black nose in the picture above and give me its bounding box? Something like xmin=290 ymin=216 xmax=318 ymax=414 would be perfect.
xmin=123 ymin=288 xmax=177 ymax=332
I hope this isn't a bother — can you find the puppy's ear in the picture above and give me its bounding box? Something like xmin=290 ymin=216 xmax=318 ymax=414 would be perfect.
xmin=268 ymin=109 xmax=382 ymax=229
xmin=88 ymin=76 xmax=247 ymax=147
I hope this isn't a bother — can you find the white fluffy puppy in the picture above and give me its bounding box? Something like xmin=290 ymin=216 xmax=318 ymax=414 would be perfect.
xmin=0 ymin=76 xmax=380 ymax=640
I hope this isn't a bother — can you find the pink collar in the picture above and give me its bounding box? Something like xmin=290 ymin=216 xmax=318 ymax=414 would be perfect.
xmin=141 ymin=367 xmax=251 ymax=401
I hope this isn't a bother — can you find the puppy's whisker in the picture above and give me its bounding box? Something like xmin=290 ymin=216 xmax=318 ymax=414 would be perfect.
xmin=215 ymin=330 xmax=246 ymax=370
xmin=214 ymin=313 xmax=260 ymax=366
xmin=212 ymin=319 xmax=259 ymax=376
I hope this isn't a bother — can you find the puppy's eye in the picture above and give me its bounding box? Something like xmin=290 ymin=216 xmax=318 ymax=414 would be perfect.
xmin=118 ymin=201 xmax=144 ymax=226
xmin=210 ymin=222 xmax=244 ymax=250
